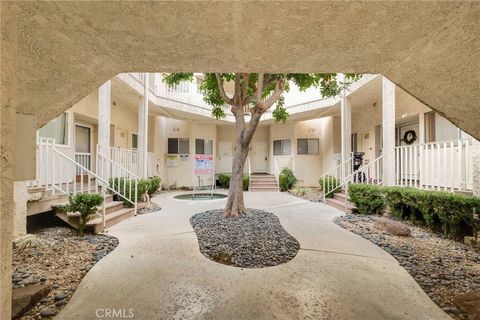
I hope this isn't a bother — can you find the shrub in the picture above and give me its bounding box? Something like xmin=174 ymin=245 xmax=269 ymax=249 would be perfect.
xmin=242 ymin=175 xmax=249 ymax=191
xmin=218 ymin=173 xmax=249 ymax=190
xmin=147 ymin=176 xmax=161 ymax=197
xmin=279 ymin=168 xmax=297 ymax=191
xmin=382 ymin=186 xmax=480 ymax=239
xmin=218 ymin=173 xmax=231 ymax=188
xmin=318 ymin=175 xmax=340 ymax=198
xmin=348 ymin=184 xmax=385 ymax=214
xmin=64 ymin=193 xmax=104 ymax=236
xmin=108 ymin=177 xmax=149 ymax=207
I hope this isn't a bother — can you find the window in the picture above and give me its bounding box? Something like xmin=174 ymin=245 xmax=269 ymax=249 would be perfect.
xmin=273 ymin=139 xmax=291 ymax=155
xmin=168 ymin=138 xmax=189 ymax=154
xmin=351 ymin=133 xmax=358 ymax=153
xmin=297 ymin=138 xmax=319 ymax=155
xmin=39 ymin=113 xmax=69 ymax=145
xmin=195 ymin=139 xmax=213 ymax=155
xmin=131 ymin=133 xmax=138 ymax=149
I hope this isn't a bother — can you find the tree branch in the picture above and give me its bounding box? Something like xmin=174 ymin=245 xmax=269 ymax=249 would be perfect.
xmin=215 ymin=73 xmax=233 ymax=105
xmin=262 ymin=79 xmax=285 ymax=110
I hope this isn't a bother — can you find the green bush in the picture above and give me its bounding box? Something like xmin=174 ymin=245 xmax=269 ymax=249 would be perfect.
xmin=242 ymin=175 xmax=250 ymax=191
xmin=108 ymin=177 xmax=149 ymax=207
xmin=279 ymin=168 xmax=297 ymax=191
xmin=147 ymin=176 xmax=161 ymax=196
xmin=382 ymin=186 xmax=480 ymax=238
xmin=319 ymin=175 xmax=340 ymax=198
xmin=64 ymin=193 xmax=104 ymax=236
xmin=218 ymin=173 xmax=231 ymax=188
xmin=217 ymin=173 xmax=249 ymax=191
xmin=348 ymin=184 xmax=385 ymax=214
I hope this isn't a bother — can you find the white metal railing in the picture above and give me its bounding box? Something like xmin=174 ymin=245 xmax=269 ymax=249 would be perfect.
xmin=109 ymin=147 xmax=156 ymax=178
xmin=109 ymin=147 xmax=139 ymax=176
xmin=30 ymin=138 xmax=138 ymax=231
xmin=273 ymin=156 xmax=295 ymax=189
xmin=75 ymin=152 xmax=91 ymax=174
xmin=320 ymin=154 xmax=353 ymax=202
xmin=342 ymin=155 xmax=384 ymax=208
xmin=96 ymin=150 xmax=138 ymax=216
xmin=273 ymin=158 xmax=281 ymax=186
xmin=395 ymin=139 xmax=472 ymax=191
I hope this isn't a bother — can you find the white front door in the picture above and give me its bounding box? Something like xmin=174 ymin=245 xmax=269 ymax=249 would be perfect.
xmin=360 ymin=129 xmax=375 ymax=164
xmin=75 ymin=124 xmax=92 ymax=170
xmin=218 ymin=142 xmax=232 ymax=172
xmin=115 ymin=128 xmax=128 ymax=149
xmin=253 ymin=142 xmax=267 ymax=173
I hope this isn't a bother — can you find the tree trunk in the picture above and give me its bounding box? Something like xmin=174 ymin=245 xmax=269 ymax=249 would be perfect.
xmin=224 ymin=139 xmax=249 ymax=217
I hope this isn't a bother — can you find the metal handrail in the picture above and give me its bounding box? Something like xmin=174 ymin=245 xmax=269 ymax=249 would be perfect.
xmin=342 ymin=155 xmax=384 ymax=210
xmin=321 ymin=154 xmax=353 ymax=202
xmin=96 ymin=148 xmax=139 ymax=216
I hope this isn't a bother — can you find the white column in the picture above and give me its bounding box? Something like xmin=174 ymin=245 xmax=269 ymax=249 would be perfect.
xmin=419 ymin=112 xmax=425 ymax=144
xmin=138 ymin=73 xmax=149 ymax=178
xmin=98 ymin=80 xmax=111 ymax=155
xmin=382 ymin=77 xmax=396 ymax=186
xmin=339 ymin=73 xmax=352 ymax=175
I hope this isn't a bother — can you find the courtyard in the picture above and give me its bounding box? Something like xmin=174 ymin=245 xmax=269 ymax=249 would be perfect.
xmin=54 ymin=192 xmax=448 ymax=320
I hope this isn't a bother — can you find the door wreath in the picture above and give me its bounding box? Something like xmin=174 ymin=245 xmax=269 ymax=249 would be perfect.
xmin=403 ymin=130 xmax=417 ymax=145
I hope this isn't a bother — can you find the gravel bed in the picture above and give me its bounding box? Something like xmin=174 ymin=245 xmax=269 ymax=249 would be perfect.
xmin=288 ymin=188 xmax=323 ymax=203
xmin=191 ymin=209 xmax=300 ymax=268
xmin=12 ymin=227 xmax=118 ymax=319
xmin=335 ymin=214 xmax=480 ymax=320
xmin=138 ymin=201 xmax=161 ymax=215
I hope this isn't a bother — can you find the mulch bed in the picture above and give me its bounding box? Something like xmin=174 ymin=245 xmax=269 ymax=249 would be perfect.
xmin=12 ymin=227 xmax=118 ymax=319
xmin=190 ymin=209 xmax=300 ymax=268
xmin=335 ymin=214 xmax=480 ymax=320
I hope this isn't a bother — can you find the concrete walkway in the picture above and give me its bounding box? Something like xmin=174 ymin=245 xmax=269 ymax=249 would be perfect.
xmin=57 ymin=192 xmax=450 ymax=320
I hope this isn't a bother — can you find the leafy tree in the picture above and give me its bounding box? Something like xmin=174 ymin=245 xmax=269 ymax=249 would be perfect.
xmin=164 ymin=73 xmax=360 ymax=217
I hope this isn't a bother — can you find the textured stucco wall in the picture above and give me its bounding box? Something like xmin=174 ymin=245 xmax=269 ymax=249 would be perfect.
xmin=1 ymin=3 xmax=17 ymax=318
xmin=13 ymin=181 xmax=28 ymax=239
xmin=11 ymin=1 xmax=480 ymax=141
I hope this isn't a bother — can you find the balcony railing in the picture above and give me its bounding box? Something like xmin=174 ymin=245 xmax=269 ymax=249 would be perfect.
xmin=395 ymin=139 xmax=473 ymax=191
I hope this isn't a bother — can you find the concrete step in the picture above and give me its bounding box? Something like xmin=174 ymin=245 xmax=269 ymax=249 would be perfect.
xmin=251 ymin=180 xmax=278 ymax=185
xmin=250 ymin=175 xmax=276 ymax=180
xmin=325 ymin=197 xmax=356 ymax=214
xmin=250 ymin=188 xmax=279 ymax=192
xmin=104 ymin=201 xmax=125 ymax=215
xmin=333 ymin=192 xmax=347 ymax=201
xmin=87 ymin=207 xmax=135 ymax=233
xmin=251 ymin=183 xmax=278 ymax=187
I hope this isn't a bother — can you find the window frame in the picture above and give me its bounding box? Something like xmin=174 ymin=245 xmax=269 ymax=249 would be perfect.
xmin=297 ymin=138 xmax=320 ymax=155
xmin=38 ymin=112 xmax=71 ymax=147
xmin=195 ymin=138 xmax=213 ymax=155
xmin=131 ymin=132 xmax=138 ymax=150
xmin=168 ymin=138 xmax=190 ymax=155
xmin=273 ymin=139 xmax=292 ymax=156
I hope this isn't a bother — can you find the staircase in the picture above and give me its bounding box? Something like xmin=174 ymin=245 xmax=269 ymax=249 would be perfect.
xmin=30 ymin=138 xmax=139 ymax=234
xmin=55 ymin=195 xmax=135 ymax=233
xmin=325 ymin=190 xmax=357 ymax=214
xmin=250 ymin=174 xmax=279 ymax=192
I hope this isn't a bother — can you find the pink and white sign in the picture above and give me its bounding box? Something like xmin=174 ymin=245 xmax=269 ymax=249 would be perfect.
xmin=194 ymin=154 xmax=214 ymax=174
